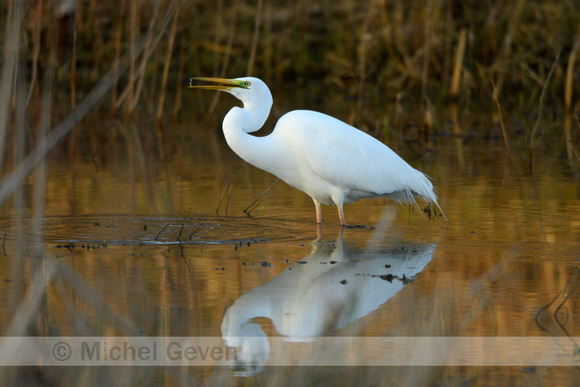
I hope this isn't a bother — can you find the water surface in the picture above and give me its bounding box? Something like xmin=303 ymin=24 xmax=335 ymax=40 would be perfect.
xmin=1 ymin=97 xmax=579 ymax=385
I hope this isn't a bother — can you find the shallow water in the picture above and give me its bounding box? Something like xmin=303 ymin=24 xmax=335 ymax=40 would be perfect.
xmin=1 ymin=96 xmax=579 ymax=385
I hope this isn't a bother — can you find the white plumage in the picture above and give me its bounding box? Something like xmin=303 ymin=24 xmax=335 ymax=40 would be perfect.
xmin=190 ymin=76 xmax=444 ymax=225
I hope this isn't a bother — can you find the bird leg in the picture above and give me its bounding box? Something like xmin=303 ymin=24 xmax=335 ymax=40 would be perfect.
xmin=337 ymin=224 xmax=345 ymax=239
xmin=337 ymin=205 xmax=346 ymax=227
xmin=314 ymin=223 xmax=323 ymax=242
xmin=313 ymin=199 xmax=323 ymax=224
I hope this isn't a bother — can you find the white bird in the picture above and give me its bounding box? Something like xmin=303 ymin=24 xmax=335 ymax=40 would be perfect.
xmin=189 ymin=77 xmax=444 ymax=226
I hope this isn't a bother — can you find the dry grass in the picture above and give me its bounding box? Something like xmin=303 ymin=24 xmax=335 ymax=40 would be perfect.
xmin=0 ymin=1 xmax=579 ymax=384
xmin=2 ymin=1 xmax=577 ymax=113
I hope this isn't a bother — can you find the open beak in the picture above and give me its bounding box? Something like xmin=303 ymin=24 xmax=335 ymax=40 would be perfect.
xmin=188 ymin=77 xmax=241 ymax=92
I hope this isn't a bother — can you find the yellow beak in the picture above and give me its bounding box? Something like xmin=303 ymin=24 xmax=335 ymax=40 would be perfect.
xmin=188 ymin=77 xmax=247 ymax=91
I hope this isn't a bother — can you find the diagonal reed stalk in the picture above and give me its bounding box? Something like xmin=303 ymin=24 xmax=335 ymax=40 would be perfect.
xmin=0 ymin=1 xmax=178 ymax=207
xmin=492 ymin=81 xmax=511 ymax=159
xmin=0 ymin=0 xmax=24 ymax=176
xmin=247 ymin=0 xmax=264 ymax=76
xmin=529 ymin=48 xmax=561 ymax=150
xmin=208 ymin=0 xmax=240 ymax=115
xmin=156 ymin=9 xmax=179 ymax=125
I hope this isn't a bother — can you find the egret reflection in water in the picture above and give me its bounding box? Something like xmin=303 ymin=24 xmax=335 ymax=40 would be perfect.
xmin=221 ymin=231 xmax=437 ymax=375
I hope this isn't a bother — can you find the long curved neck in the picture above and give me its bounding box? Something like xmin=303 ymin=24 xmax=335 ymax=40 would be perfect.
xmin=222 ymin=105 xmax=280 ymax=172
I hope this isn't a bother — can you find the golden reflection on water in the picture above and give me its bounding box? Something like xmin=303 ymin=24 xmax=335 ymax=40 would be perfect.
xmin=1 ymin=103 xmax=579 ymax=384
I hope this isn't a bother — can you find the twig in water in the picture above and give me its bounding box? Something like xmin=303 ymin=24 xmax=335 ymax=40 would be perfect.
xmin=178 ymin=243 xmax=191 ymax=273
xmin=244 ymin=179 xmax=280 ymax=216
xmin=535 ymin=268 xmax=580 ymax=349
xmin=177 ymin=222 xmax=185 ymax=241
xmin=225 ymin=184 xmax=233 ymax=217
xmin=176 ymin=223 xmax=191 ymax=273
xmin=216 ymin=179 xmax=229 ymax=216
xmin=553 ymin=280 xmax=580 ymax=347
xmin=188 ymin=223 xmax=204 ymax=239
xmin=2 ymin=232 xmax=7 ymax=257
xmin=244 ymin=199 xmax=261 ymax=218
xmin=155 ymin=223 xmax=170 ymax=240
xmin=178 ymin=213 xmax=198 ymax=272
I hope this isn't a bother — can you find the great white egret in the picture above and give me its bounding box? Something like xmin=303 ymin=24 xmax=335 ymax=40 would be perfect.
xmin=189 ymin=77 xmax=444 ymax=226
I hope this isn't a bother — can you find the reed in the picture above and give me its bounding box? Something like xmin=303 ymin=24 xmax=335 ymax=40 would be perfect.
xmin=2 ymin=1 xmax=576 ymax=125
xmin=0 ymin=5 xmax=579 ymax=385
xmin=209 ymin=0 xmax=240 ymax=115
xmin=110 ymin=0 xmax=127 ymax=114
xmin=0 ymin=6 xmax=178 ymax=376
xmin=530 ymin=48 xmax=561 ymax=150
xmin=492 ymin=82 xmax=511 ymax=159
xmin=570 ymin=104 xmax=580 ymax=163
xmin=170 ymin=14 xmax=186 ymax=122
xmin=449 ymin=28 xmax=466 ymax=100
xmin=565 ymin=28 xmax=580 ymax=111
xmin=156 ymin=9 xmax=179 ymax=125
xmin=247 ymin=0 xmax=264 ymax=76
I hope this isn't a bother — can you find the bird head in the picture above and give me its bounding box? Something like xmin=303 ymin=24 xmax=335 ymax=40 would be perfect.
xmin=188 ymin=76 xmax=273 ymax=109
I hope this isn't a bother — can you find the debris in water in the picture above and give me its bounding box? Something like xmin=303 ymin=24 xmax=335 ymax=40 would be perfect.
xmin=380 ymin=274 xmax=394 ymax=283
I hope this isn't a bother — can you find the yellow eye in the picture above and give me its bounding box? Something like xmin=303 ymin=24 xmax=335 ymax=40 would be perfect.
xmin=244 ymin=81 xmax=251 ymax=87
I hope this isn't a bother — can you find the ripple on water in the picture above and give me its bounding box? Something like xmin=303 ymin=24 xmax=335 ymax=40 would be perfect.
xmin=0 ymin=215 xmax=308 ymax=246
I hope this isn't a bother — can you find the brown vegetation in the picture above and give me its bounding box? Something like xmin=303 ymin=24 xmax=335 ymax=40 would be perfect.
xmin=0 ymin=1 xmax=579 ymax=384
xmin=1 ymin=1 xmax=578 ymax=116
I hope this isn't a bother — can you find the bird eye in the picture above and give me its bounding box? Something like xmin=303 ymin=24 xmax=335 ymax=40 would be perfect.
xmin=244 ymin=81 xmax=251 ymax=87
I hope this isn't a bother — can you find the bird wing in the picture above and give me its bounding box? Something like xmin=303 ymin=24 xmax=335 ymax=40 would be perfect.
xmin=276 ymin=110 xmax=437 ymax=205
